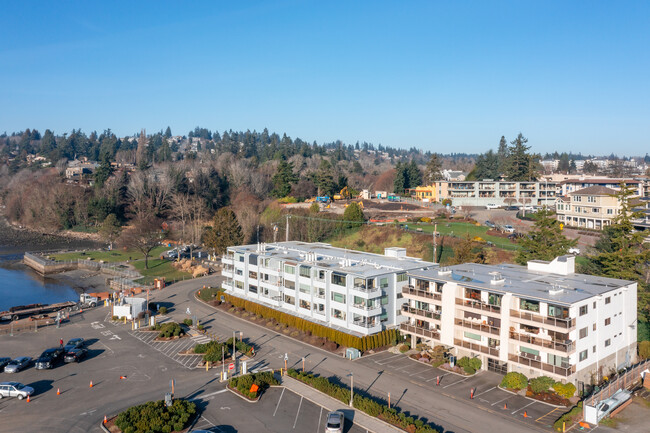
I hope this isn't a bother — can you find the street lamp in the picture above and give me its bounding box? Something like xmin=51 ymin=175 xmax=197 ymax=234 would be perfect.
xmin=232 ymin=330 xmax=242 ymax=361
xmin=348 ymin=372 xmax=354 ymax=407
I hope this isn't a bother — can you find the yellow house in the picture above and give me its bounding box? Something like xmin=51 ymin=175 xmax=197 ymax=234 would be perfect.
xmin=409 ymin=184 xmax=438 ymax=202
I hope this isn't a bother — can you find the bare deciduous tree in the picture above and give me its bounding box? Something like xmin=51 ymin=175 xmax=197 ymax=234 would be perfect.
xmin=119 ymin=216 xmax=164 ymax=269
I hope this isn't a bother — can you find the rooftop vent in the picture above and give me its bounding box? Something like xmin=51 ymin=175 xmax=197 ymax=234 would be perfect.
xmin=548 ymin=285 xmax=564 ymax=295
xmin=438 ymin=267 xmax=451 ymax=276
xmin=489 ymin=272 xmax=505 ymax=285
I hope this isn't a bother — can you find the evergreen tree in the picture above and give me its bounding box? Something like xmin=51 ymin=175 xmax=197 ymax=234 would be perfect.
xmin=314 ymin=160 xmax=336 ymax=196
xmin=271 ymin=161 xmax=299 ymax=198
xmin=94 ymin=159 xmax=114 ymax=187
xmin=40 ymin=129 xmax=56 ymax=158
xmin=203 ymin=208 xmax=244 ymax=255
xmin=164 ymin=126 xmax=172 ymax=138
xmin=424 ymin=153 xmax=443 ymax=184
xmin=406 ymin=160 xmax=422 ymax=187
xmin=497 ymin=135 xmax=509 ymax=175
xmin=506 ymin=133 xmax=537 ymax=181
xmin=471 ymin=150 xmax=499 ymax=180
xmin=569 ymin=159 xmax=577 ymax=174
xmin=452 ymin=235 xmax=477 ymax=264
xmin=515 ymin=208 xmax=577 ymax=265
xmin=343 ymin=202 xmax=364 ymax=227
xmin=393 ymin=162 xmax=408 ymax=194
xmin=99 ymin=213 xmax=121 ymax=249
xmin=558 ymin=153 xmax=570 ymax=173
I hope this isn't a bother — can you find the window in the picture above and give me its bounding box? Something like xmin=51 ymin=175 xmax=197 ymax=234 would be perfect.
xmin=520 ymin=346 xmax=540 ymax=356
xmin=579 ymin=350 xmax=588 ymax=362
xmin=605 ymin=297 xmax=611 ymax=304
xmin=248 ymin=285 xmax=257 ymax=294
xmin=605 ymin=318 xmax=611 ymax=326
xmin=593 ymin=345 xmax=596 ymax=353
xmin=548 ymin=354 xmax=569 ymax=368
xmin=587 ymin=196 xmax=596 ymax=203
xmin=592 ymin=208 xmax=598 ymax=213
xmin=593 ymin=323 xmax=597 ymax=331
xmin=331 ymin=292 xmax=346 ymax=304
xmin=464 ymin=332 xmax=481 ymax=341
xmin=605 ymin=339 xmax=611 ymax=347
xmin=520 ymin=299 xmax=539 ymax=312
xmin=299 ymin=299 xmax=310 ymax=309
xmin=579 ymin=327 xmax=588 ymax=339
xmin=235 ymin=281 xmax=244 ymax=289
xmin=316 ymin=270 xmax=326 ymax=280
xmin=380 ymin=312 xmax=388 ymax=323
xmin=284 ymin=295 xmax=295 ymax=305
xmin=579 ymin=305 xmax=588 ymax=316
xmin=284 ymin=265 xmax=295 ymax=275
xmin=249 ymin=271 xmax=258 ymax=279
xmin=574 ymin=196 xmax=582 ymax=202
xmin=607 ymin=209 xmax=613 ymax=215
xmin=380 ymin=277 xmax=389 ymax=289
xmin=331 ymin=273 xmax=346 ymax=286
xmin=248 ymin=254 xmax=258 ymax=265
xmin=593 ymin=301 xmax=596 ymax=309
xmin=396 ymin=273 xmax=407 ymax=282
xmin=299 ymin=284 xmax=310 ymax=294
xmin=488 ymin=293 xmax=502 ymax=306
xmin=299 ymin=266 xmax=311 ymax=278
xmin=331 ymin=308 xmax=345 ymax=320
xmin=381 ymin=295 xmax=389 ymax=305
xmin=548 ymin=304 xmax=569 ymax=319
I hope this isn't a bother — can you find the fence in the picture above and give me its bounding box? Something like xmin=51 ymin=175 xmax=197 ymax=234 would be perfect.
xmin=583 ymin=357 xmax=650 ymax=407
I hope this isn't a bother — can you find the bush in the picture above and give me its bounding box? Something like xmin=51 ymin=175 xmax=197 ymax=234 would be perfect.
xmin=553 ymin=382 xmax=576 ymax=399
xmin=158 ymin=306 xmax=168 ymax=314
xmin=553 ymin=402 xmax=582 ymax=431
xmin=399 ymin=344 xmax=410 ymax=353
xmin=229 ymin=372 xmax=279 ymax=399
xmin=158 ymin=322 xmax=185 ymax=338
xmin=469 ymin=357 xmax=482 ymax=371
xmin=529 ymin=376 xmax=555 ymax=394
xmin=639 ymin=340 xmax=650 ymax=360
xmin=183 ymin=318 xmax=193 ymax=326
xmin=197 ymin=324 xmax=204 ymax=331
xmin=115 ymin=399 xmax=196 ymax=433
xmin=501 ymin=372 xmax=528 ymax=390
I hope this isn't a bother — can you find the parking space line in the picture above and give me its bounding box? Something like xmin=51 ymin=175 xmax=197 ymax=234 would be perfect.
xmin=409 ymin=368 xmax=431 ymax=377
xmin=443 ymin=376 xmax=470 ymax=388
xmin=273 ymin=388 xmax=285 ymax=417
xmin=511 ymin=401 xmax=535 ymax=415
xmin=426 ymin=373 xmax=447 ymax=382
xmin=375 ymin=354 xmax=403 ymax=365
xmin=293 ymin=396 xmax=303 ymax=429
xmin=317 ymin=406 xmax=323 ymax=430
xmin=490 ymin=394 xmax=513 ymax=406
xmin=473 ymin=386 xmax=495 ymax=398
xmin=535 ymin=407 xmax=561 ymax=424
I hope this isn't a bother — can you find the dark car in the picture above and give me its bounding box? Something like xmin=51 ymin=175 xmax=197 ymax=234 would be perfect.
xmin=64 ymin=348 xmax=87 ymax=363
xmin=484 ymin=220 xmax=495 ymax=228
xmin=505 ymin=206 xmax=519 ymax=211
xmin=35 ymin=348 xmax=64 ymax=370
xmin=0 ymin=357 xmax=11 ymax=370
xmin=64 ymin=338 xmax=85 ymax=351
xmin=4 ymin=357 xmax=31 ymax=373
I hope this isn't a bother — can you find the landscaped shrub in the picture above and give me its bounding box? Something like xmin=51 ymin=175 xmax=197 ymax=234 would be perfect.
xmin=469 ymin=357 xmax=481 ymax=371
xmin=115 ymin=399 xmax=196 ymax=433
xmin=229 ymin=372 xmax=279 ymax=399
xmin=288 ymin=369 xmax=441 ymax=433
xmin=638 ymin=340 xmax=650 ymax=360
xmin=158 ymin=306 xmax=168 ymax=314
xmin=552 ymin=382 xmax=576 ymax=399
xmin=183 ymin=318 xmax=193 ymax=326
xmin=500 ymin=372 xmax=528 ymax=390
xmin=399 ymin=344 xmax=410 ymax=353
xmin=226 ymin=337 xmax=254 ymax=355
xmin=529 ymin=376 xmax=555 ymax=394
xmin=553 ymin=402 xmax=582 ymax=431
xmin=157 ymin=322 xmax=185 ymax=338
xmin=456 ymin=356 xmax=480 ymax=374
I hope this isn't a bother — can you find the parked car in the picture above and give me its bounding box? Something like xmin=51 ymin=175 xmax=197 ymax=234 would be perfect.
xmin=484 ymin=220 xmax=495 ymax=228
xmin=568 ymin=247 xmax=581 ymax=255
xmin=485 ymin=203 xmax=500 ymax=209
xmin=0 ymin=382 xmax=34 ymax=400
xmin=4 ymin=357 xmax=31 ymax=373
xmin=519 ymin=205 xmax=535 ymax=211
xmin=0 ymin=357 xmax=11 ymax=370
xmin=64 ymin=348 xmax=87 ymax=363
xmin=502 ymin=225 xmax=515 ymax=233
xmin=325 ymin=411 xmax=344 ymax=433
xmin=35 ymin=348 xmax=64 ymax=370
xmin=64 ymin=338 xmax=85 ymax=350
xmin=505 ymin=206 xmax=519 ymax=211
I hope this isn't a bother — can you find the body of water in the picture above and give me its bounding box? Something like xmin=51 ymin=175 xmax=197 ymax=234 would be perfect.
xmin=0 ymin=264 xmax=79 ymax=312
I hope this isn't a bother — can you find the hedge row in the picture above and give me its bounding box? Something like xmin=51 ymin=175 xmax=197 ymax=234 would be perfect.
xmin=151 ymin=322 xmax=185 ymax=338
xmin=501 ymin=372 xmax=576 ymax=398
xmin=115 ymin=399 xmax=196 ymax=433
xmin=221 ymin=292 xmax=398 ymax=350
xmin=288 ymin=369 xmax=441 ymax=433
xmin=229 ymin=372 xmax=279 ymax=399
xmin=456 ymin=356 xmax=482 ymax=374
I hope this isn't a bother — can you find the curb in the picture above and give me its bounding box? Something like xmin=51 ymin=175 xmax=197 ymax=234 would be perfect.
xmin=497 ymin=385 xmax=565 ymax=408
xmin=226 ymin=385 xmax=259 ymax=403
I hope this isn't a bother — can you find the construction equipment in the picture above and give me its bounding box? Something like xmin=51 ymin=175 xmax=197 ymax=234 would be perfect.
xmin=316 ymin=196 xmax=331 ymax=203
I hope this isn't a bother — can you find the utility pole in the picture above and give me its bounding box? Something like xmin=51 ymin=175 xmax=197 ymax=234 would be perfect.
xmin=257 ymin=225 xmax=260 ymax=244
xmin=349 ymin=372 xmax=354 ymax=407
xmin=285 ymin=214 xmax=290 ymax=242
xmin=433 ymin=222 xmax=438 ymax=264
xmin=232 ymin=331 xmax=237 ymax=361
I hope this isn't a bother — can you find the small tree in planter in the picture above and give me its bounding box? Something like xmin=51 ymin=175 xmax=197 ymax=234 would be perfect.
xmin=500 ymin=372 xmax=528 ymax=390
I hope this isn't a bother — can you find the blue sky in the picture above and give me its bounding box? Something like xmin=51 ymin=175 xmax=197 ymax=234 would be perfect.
xmin=1 ymin=1 xmax=648 ymax=155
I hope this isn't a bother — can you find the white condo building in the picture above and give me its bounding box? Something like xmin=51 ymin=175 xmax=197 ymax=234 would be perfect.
xmin=221 ymin=242 xmax=434 ymax=336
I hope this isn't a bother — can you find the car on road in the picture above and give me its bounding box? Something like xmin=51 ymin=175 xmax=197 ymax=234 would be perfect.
xmin=325 ymin=410 xmax=344 ymax=433
xmin=485 ymin=203 xmax=500 ymax=209
xmin=568 ymin=247 xmax=580 ymax=255
xmin=64 ymin=348 xmax=87 ymax=363
xmin=35 ymin=348 xmax=64 ymax=370
xmin=0 ymin=382 xmax=34 ymax=400
xmin=502 ymin=225 xmax=515 ymax=233
xmin=4 ymin=357 xmax=31 ymax=373
xmin=0 ymin=357 xmax=11 ymax=370
xmin=519 ymin=205 xmax=535 ymax=211
xmin=484 ymin=220 xmax=495 ymax=228
xmin=64 ymin=338 xmax=85 ymax=350
xmin=505 ymin=205 xmax=519 ymax=211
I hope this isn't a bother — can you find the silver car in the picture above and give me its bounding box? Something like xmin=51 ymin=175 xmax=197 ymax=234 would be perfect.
xmin=0 ymin=382 xmax=34 ymax=400
xmin=325 ymin=410 xmax=344 ymax=433
xmin=4 ymin=357 xmax=31 ymax=373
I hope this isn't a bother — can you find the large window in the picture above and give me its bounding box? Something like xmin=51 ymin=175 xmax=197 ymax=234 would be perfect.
xmin=464 ymin=332 xmax=481 ymax=341
xmin=331 ymin=273 xmax=346 ymax=286
xmin=380 ymin=277 xmax=389 ymax=289
xmin=488 ymin=293 xmax=502 ymax=307
xmin=248 ymin=285 xmax=258 ymax=294
xmin=579 ymin=305 xmax=588 ymax=316
xmin=396 ymin=273 xmax=407 ymax=282
xmin=284 ymin=265 xmax=295 ymax=275
xmin=299 ymin=266 xmax=311 ymax=278
xmin=331 ymin=292 xmax=346 ymax=304
xmin=548 ymin=354 xmax=569 ymax=368
xmin=548 ymin=304 xmax=569 ymax=319
xmin=520 ymin=299 xmax=540 ymax=313
xmin=331 ymin=309 xmax=345 ymax=320
xmin=579 ymin=327 xmax=588 ymax=339
xmin=381 ymin=295 xmax=389 ymax=305
xmin=579 ymin=350 xmax=588 ymax=362
xmin=284 ymin=295 xmax=295 ymax=305
xmin=248 ymin=254 xmax=258 ymax=265
xmin=520 ymin=346 xmax=539 ymax=356
xmin=299 ymin=284 xmax=310 ymax=294
xmin=299 ymin=299 xmax=310 ymax=309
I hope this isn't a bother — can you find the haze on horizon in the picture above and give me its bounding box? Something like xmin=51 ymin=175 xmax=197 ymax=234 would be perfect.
xmin=1 ymin=1 xmax=648 ymax=155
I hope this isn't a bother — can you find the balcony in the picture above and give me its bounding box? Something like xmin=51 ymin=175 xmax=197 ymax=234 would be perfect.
xmin=403 ymin=286 xmax=442 ymax=301
xmin=455 ymin=298 xmax=501 ymax=315
xmin=222 ymin=281 xmax=233 ymax=290
xmin=400 ymin=323 xmax=440 ymax=340
xmin=402 ymin=305 xmax=441 ymax=321
xmin=509 ymin=331 xmax=575 ymax=353
xmin=454 ymin=318 xmax=499 ymax=336
xmin=221 ymin=255 xmax=234 ymax=266
xmin=510 ymin=309 xmax=575 ymax=330
xmin=453 ymin=338 xmax=499 ymax=357
xmin=352 ymin=303 xmax=382 ymax=316
xmin=508 ymin=354 xmax=575 ymax=377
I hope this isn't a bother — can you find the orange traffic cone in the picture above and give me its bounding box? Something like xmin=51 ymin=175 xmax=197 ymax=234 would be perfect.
xmin=89 ymin=380 xmax=93 ymax=388
xmin=503 ymin=403 xmax=507 ymax=410
xmin=57 ymin=388 xmax=61 ymax=395
xmin=523 ymin=411 xmax=528 ymax=418
xmin=119 ymin=375 xmax=127 ymax=380
xmin=26 ymin=395 xmax=30 ymax=402
xmin=103 ymin=415 xmax=107 ymax=424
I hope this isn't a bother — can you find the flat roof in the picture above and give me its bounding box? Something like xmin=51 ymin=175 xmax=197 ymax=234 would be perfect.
xmin=409 ymin=262 xmax=634 ymax=305
xmin=228 ymin=241 xmax=435 ymax=277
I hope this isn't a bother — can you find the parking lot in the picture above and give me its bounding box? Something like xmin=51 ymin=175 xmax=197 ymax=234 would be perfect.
xmin=357 ymin=351 xmax=562 ymax=430
xmin=193 ymin=386 xmax=368 ymax=433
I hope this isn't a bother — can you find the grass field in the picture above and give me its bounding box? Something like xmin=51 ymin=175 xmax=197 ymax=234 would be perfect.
xmin=132 ymin=259 xmax=192 ymax=284
xmin=50 ymin=246 xmax=172 ymax=263
xmin=404 ymin=222 xmax=521 ymax=251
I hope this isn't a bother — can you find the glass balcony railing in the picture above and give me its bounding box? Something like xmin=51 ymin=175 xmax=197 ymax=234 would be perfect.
xmin=402 ymin=305 xmax=441 ymax=321
xmin=400 ymin=323 xmax=440 ymax=340
xmin=403 ymin=286 xmax=441 ymax=301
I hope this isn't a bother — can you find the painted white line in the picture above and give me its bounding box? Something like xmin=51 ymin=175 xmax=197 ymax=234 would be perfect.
xmin=511 ymin=401 xmax=535 ymax=415
xmin=443 ymin=376 xmax=470 ymax=388
xmin=201 ymin=389 xmax=228 ymax=399
xmin=491 ymin=395 xmax=512 ymax=406
xmin=200 ymin=415 xmax=215 ymax=426
xmin=409 ymin=369 xmax=430 ymax=377
xmin=317 ymin=406 xmax=323 ymax=430
xmin=293 ymin=396 xmax=303 ymax=429
xmin=473 ymin=386 xmax=495 ymax=398
xmin=273 ymin=388 xmax=285 ymax=417
xmin=426 ymin=374 xmax=447 ymax=382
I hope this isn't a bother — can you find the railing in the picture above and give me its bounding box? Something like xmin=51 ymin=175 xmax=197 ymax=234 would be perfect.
xmin=402 ymin=305 xmax=441 ymax=321
xmin=454 ymin=338 xmax=499 ymax=357
xmin=508 ymin=354 xmax=575 ymax=377
xmin=510 ymin=309 xmax=575 ymax=329
xmin=454 ymin=318 xmax=499 ymax=336
xmin=353 ymin=320 xmax=378 ymax=328
xmin=402 ymin=286 xmax=442 ymax=301
xmin=583 ymin=358 xmax=650 ymax=406
xmin=455 ymin=298 xmax=501 ymax=314
xmin=509 ymin=331 xmax=574 ymax=353
xmin=400 ymin=323 xmax=440 ymax=340
xmin=352 ymin=284 xmax=379 ymax=293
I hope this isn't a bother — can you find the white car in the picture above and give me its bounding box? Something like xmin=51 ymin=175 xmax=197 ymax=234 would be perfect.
xmin=325 ymin=411 xmax=344 ymax=433
xmin=0 ymin=382 xmax=34 ymax=400
xmin=503 ymin=225 xmax=515 ymax=233
xmin=568 ymin=247 xmax=580 ymax=255
xmin=485 ymin=203 xmax=500 ymax=209
xmin=520 ymin=205 xmax=535 ymax=211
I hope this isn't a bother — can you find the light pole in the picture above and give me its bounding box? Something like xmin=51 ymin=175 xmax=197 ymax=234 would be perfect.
xmin=232 ymin=331 xmax=238 ymax=361
xmin=348 ymin=372 xmax=354 ymax=407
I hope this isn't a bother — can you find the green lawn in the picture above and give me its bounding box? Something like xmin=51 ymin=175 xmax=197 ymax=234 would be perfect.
xmin=132 ymin=258 xmax=192 ymax=284
xmin=50 ymin=246 xmax=172 ymax=263
xmin=405 ymin=222 xmax=521 ymax=251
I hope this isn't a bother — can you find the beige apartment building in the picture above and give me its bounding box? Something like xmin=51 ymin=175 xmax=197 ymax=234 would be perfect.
xmin=555 ymin=186 xmax=621 ymax=230
xmin=401 ymin=256 xmax=637 ymax=385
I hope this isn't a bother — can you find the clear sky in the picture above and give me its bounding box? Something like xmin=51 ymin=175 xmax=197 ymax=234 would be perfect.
xmin=1 ymin=1 xmax=648 ymax=155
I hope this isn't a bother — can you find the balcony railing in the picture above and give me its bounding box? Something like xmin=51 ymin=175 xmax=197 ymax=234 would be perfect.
xmin=400 ymin=323 xmax=440 ymax=340
xmin=510 ymin=309 xmax=575 ymax=329
xmin=402 ymin=305 xmax=441 ymax=321
xmin=353 ymin=320 xmax=378 ymax=328
xmin=352 ymin=284 xmax=379 ymax=293
xmin=454 ymin=318 xmax=499 ymax=336
xmin=403 ymin=286 xmax=442 ymax=301
xmin=508 ymin=354 xmax=575 ymax=377
xmin=509 ymin=331 xmax=575 ymax=353
xmin=454 ymin=338 xmax=499 ymax=357
xmin=455 ymin=298 xmax=501 ymax=315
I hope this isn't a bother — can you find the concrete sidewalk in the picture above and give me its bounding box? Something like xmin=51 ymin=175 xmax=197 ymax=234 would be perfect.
xmin=281 ymin=375 xmax=402 ymax=433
